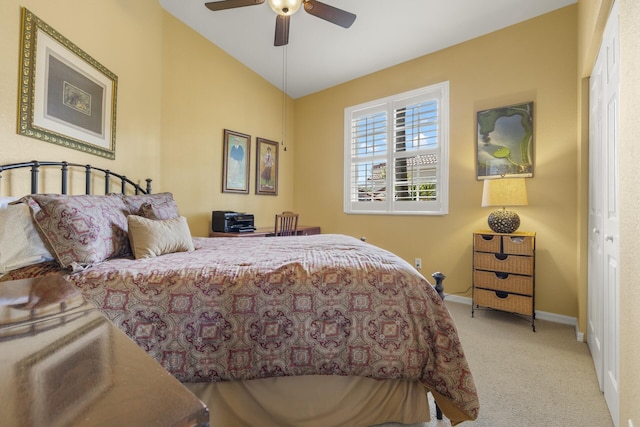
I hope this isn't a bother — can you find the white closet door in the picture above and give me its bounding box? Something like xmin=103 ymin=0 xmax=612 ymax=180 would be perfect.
xmin=588 ymin=2 xmax=619 ymax=426
xmin=602 ymin=2 xmax=620 ymax=422
xmin=588 ymin=44 xmax=604 ymax=390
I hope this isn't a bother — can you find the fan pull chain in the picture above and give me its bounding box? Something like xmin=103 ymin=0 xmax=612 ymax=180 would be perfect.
xmin=281 ymin=45 xmax=288 ymax=151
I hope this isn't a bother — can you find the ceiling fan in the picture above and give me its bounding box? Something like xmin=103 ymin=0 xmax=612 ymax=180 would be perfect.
xmin=204 ymin=0 xmax=356 ymax=46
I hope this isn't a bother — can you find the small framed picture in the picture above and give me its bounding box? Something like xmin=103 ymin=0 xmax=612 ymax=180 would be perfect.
xmin=222 ymin=129 xmax=251 ymax=194
xmin=476 ymin=101 xmax=534 ymax=179
xmin=255 ymin=138 xmax=279 ymax=196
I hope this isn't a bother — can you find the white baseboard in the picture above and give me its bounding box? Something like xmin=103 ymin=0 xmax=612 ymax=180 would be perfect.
xmin=444 ymin=294 xmax=584 ymax=342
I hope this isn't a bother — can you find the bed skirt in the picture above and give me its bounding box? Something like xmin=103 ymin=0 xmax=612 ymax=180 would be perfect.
xmin=185 ymin=375 xmax=431 ymax=427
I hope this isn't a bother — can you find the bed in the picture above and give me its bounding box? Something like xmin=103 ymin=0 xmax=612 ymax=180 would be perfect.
xmin=0 ymin=161 xmax=479 ymax=426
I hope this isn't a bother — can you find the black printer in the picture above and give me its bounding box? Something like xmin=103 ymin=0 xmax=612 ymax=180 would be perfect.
xmin=212 ymin=211 xmax=256 ymax=233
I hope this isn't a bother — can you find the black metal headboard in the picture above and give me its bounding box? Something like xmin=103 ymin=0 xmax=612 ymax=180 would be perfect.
xmin=0 ymin=160 xmax=152 ymax=195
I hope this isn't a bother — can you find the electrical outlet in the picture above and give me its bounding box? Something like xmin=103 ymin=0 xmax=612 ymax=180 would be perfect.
xmin=414 ymin=258 xmax=422 ymax=270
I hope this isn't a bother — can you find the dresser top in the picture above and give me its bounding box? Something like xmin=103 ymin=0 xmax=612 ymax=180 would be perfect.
xmin=474 ymin=230 xmax=536 ymax=237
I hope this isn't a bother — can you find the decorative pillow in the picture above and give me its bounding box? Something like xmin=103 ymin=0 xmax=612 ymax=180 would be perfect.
xmin=0 ymin=203 xmax=54 ymax=274
xmin=21 ymin=194 xmax=131 ymax=271
xmin=122 ymin=192 xmax=176 ymax=216
xmin=138 ymin=200 xmax=179 ymax=220
xmin=127 ymin=215 xmax=194 ymax=259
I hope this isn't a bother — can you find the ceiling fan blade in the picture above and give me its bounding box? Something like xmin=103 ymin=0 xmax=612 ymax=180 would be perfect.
xmin=274 ymin=15 xmax=290 ymax=46
xmin=205 ymin=0 xmax=264 ymax=11
xmin=303 ymin=0 xmax=356 ymax=28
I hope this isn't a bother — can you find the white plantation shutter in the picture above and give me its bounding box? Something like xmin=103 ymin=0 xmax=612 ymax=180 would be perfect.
xmin=344 ymin=82 xmax=449 ymax=215
xmin=347 ymin=105 xmax=389 ymax=210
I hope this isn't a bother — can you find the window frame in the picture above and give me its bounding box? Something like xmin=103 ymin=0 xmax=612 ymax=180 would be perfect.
xmin=343 ymin=81 xmax=449 ymax=215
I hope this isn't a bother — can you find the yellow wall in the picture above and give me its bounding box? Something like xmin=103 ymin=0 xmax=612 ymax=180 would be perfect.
xmin=160 ymin=12 xmax=295 ymax=236
xmin=0 ymin=0 xmax=164 ymax=190
xmin=295 ymin=6 xmax=579 ymax=317
xmin=618 ymin=1 xmax=640 ymax=424
xmin=0 ymin=0 xmax=295 ymax=236
xmin=0 ymin=1 xmax=584 ymax=320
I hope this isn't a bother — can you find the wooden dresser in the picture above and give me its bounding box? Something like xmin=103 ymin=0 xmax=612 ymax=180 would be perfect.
xmin=0 ymin=276 xmax=210 ymax=426
xmin=471 ymin=230 xmax=536 ymax=331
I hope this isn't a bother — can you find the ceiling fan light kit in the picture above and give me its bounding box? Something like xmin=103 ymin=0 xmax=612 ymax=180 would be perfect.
xmin=268 ymin=0 xmax=302 ymax=15
xmin=205 ymin=0 xmax=356 ymax=46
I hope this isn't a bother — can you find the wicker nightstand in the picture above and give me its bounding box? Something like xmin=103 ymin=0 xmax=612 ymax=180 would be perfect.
xmin=471 ymin=230 xmax=536 ymax=331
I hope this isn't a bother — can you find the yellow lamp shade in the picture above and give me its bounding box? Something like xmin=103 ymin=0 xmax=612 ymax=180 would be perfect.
xmin=481 ymin=178 xmax=528 ymax=233
xmin=481 ymin=178 xmax=528 ymax=207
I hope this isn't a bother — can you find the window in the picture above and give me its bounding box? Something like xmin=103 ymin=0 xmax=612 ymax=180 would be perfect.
xmin=344 ymin=82 xmax=449 ymax=215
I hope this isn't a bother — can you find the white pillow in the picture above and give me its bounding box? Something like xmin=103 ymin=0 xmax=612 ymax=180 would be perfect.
xmin=0 ymin=196 xmax=19 ymax=209
xmin=0 ymin=203 xmax=54 ymax=274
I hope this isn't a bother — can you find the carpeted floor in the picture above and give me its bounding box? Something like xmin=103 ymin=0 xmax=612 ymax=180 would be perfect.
xmin=416 ymin=301 xmax=615 ymax=427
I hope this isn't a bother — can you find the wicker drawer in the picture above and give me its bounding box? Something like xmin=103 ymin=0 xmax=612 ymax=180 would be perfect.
xmin=474 ymin=252 xmax=534 ymax=275
xmin=474 ymin=288 xmax=533 ymax=316
xmin=474 ymin=233 xmax=501 ymax=253
xmin=502 ymin=235 xmax=535 ymax=256
xmin=473 ymin=270 xmax=533 ymax=295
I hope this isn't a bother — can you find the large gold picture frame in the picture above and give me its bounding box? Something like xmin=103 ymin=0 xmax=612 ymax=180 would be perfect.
xmin=17 ymin=8 xmax=118 ymax=159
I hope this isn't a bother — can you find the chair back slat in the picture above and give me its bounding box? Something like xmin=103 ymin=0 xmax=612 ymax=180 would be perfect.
xmin=274 ymin=211 xmax=299 ymax=236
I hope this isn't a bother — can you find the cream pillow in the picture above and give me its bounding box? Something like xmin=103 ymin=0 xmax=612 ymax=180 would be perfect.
xmin=0 ymin=203 xmax=54 ymax=273
xmin=127 ymin=215 xmax=194 ymax=259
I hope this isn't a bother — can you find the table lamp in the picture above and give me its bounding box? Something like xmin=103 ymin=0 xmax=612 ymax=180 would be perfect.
xmin=481 ymin=177 xmax=528 ymax=233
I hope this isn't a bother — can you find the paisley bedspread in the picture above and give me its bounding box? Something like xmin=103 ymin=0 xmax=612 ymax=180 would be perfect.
xmin=2 ymin=234 xmax=479 ymax=422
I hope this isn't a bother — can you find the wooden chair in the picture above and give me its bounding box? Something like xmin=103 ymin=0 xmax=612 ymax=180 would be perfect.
xmin=274 ymin=211 xmax=299 ymax=236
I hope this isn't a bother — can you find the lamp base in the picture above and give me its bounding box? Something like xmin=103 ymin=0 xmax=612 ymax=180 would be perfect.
xmin=487 ymin=209 xmax=520 ymax=234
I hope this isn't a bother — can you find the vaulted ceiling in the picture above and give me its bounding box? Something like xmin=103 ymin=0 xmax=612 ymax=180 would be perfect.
xmin=159 ymin=0 xmax=576 ymax=98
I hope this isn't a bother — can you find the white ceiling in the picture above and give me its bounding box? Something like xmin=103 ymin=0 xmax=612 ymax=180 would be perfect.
xmin=158 ymin=0 xmax=576 ymax=99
